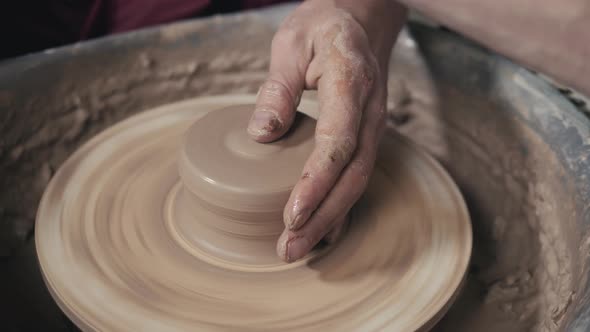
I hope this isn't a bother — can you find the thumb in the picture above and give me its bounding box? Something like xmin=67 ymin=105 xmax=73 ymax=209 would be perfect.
xmin=248 ymin=31 xmax=308 ymax=143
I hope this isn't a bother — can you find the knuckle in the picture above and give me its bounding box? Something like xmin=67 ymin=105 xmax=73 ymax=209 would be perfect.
xmin=271 ymin=27 xmax=304 ymax=52
xmin=339 ymin=137 xmax=357 ymax=160
xmin=316 ymin=134 xmax=357 ymax=164
xmin=356 ymin=46 xmax=378 ymax=71
xmin=331 ymin=54 xmax=376 ymax=93
xmin=350 ymin=61 xmax=376 ymax=92
xmin=259 ymin=78 xmax=289 ymax=100
xmin=257 ymin=78 xmax=297 ymax=111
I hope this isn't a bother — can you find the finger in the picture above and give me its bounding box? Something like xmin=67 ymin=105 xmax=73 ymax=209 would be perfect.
xmin=248 ymin=27 xmax=311 ymax=143
xmin=279 ymin=89 xmax=386 ymax=262
xmin=323 ymin=214 xmax=348 ymax=244
xmin=276 ymin=214 xmax=346 ymax=263
xmin=284 ymin=52 xmax=375 ymax=230
xmin=280 ymin=157 xmax=373 ymax=262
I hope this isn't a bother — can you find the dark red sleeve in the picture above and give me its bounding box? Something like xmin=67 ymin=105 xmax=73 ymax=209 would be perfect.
xmin=1 ymin=0 xmax=293 ymax=59
xmin=106 ymin=0 xmax=211 ymax=33
xmin=106 ymin=0 xmax=295 ymax=33
xmin=1 ymin=0 xmax=105 ymax=59
xmin=240 ymin=0 xmax=296 ymax=8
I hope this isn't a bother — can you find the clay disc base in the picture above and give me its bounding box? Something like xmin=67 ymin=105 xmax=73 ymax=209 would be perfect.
xmin=36 ymin=95 xmax=472 ymax=331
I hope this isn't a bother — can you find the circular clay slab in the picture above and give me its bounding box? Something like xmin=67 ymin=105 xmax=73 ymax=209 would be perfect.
xmin=36 ymin=95 xmax=472 ymax=331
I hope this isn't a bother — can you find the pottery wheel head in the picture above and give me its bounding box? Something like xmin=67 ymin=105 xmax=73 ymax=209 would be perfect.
xmin=36 ymin=96 xmax=472 ymax=332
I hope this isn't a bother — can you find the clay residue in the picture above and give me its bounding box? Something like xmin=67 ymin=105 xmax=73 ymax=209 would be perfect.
xmin=404 ymin=69 xmax=575 ymax=332
xmin=385 ymin=28 xmax=577 ymax=332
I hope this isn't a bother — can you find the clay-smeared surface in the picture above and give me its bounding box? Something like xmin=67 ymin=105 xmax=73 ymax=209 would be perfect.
xmin=2 ymin=7 xmax=583 ymax=331
xmin=35 ymin=96 xmax=471 ymax=331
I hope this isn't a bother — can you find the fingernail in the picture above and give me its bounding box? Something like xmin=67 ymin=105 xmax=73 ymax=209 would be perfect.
xmin=247 ymin=110 xmax=282 ymax=137
xmin=286 ymin=236 xmax=310 ymax=263
xmin=277 ymin=231 xmax=309 ymax=263
xmin=277 ymin=231 xmax=289 ymax=261
xmin=288 ymin=208 xmax=311 ymax=230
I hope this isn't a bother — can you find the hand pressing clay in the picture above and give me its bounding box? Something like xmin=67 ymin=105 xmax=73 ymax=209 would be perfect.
xmin=36 ymin=95 xmax=472 ymax=331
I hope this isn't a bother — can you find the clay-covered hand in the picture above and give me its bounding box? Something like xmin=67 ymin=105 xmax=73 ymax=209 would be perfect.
xmin=248 ymin=0 xmax=407 ymax=262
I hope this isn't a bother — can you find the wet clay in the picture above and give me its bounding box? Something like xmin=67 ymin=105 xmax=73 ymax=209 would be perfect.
xmin=2 ymin=11 xmax=578 ymax=331
xmin=176 ymin=105 xmax=317 ymax=266
xmin=35 ymin=96 xmax=471 ymax=331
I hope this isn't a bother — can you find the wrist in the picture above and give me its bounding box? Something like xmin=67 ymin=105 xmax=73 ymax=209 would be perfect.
xmin=333 ymin=0 xmax=407 ymax=58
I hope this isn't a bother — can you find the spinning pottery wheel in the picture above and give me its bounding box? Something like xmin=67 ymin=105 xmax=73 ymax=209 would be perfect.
xmin=36 ymin=95 xmax=472 ymax=331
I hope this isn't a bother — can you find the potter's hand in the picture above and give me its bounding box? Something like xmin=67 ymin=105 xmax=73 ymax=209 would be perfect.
xmin=248 ymin=0 xmax=407 ymax=262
